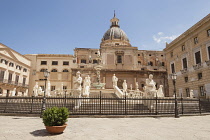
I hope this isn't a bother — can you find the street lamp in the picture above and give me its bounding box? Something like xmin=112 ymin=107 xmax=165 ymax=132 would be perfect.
xmin=40 ymin=69 xmax=50 ymax=117
xmin=171 ymin=73 xmax=179 ymax=118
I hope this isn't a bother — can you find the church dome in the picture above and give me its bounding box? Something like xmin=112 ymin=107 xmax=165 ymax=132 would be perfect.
xmin=103 ymin=27 xmax=129 ymax=41
xmin=100 ymin=13 xmax=131 ymax=47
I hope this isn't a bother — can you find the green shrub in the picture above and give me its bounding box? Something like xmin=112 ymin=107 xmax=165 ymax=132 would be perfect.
xmin=42 ymin=107 xmax=69 ymax=126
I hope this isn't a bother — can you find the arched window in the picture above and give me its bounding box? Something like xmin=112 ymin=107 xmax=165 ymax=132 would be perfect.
xmin=40 ymin=69 xmax=45 ymax=72
xmin=63 ymin=69 xmax=69 ymax=72
xmin=51 ymin=69 xmax=57 ymax=72
xmin=0 ymin=59 xmax=4 ymax=63
xmin=9 ymin=62 xmax=14 ymax=67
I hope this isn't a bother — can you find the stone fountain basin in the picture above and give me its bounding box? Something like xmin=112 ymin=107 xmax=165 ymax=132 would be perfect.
xmin=92 ymin=83 xmax=106 ymax=89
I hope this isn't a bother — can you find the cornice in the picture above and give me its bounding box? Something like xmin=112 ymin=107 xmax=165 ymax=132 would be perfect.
xmin=165 ymin=13 xmax=210 ymax=51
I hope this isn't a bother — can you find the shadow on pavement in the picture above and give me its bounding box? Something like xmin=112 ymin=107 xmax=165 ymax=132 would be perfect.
xmin=30 ymin=129 xmax=62 ymax=137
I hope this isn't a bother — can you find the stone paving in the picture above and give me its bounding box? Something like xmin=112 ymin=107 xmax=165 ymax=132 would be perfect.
xmin=0 ymin=115 xmax=210 ymax=140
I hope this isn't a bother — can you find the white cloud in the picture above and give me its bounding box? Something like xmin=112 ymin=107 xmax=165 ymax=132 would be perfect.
xmin=157 ymin=32 xmax=163 ymax=35
xmin=153 ymin=32 xmax=179 ymax=44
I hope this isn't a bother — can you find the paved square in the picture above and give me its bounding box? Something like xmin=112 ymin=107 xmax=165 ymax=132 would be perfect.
xmin=0 ymin=115 xmax=210 ymax=140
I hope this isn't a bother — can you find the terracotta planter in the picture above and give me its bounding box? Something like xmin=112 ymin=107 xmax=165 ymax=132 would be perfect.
xmin=45 ymin=124 xmax=67 ymax=134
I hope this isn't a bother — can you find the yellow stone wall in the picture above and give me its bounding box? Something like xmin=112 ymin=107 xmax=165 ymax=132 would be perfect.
xmin=164 ymin=14 xmax=210 ymax=98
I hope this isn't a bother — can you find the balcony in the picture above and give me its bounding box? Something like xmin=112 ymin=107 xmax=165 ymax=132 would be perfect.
xmin=0 ymin=79 xmax=8 ymax=83
xmin=205 ymin=60 xmax=210 ymax=66
xmin=193 ymin=63 xmax=203 ymax=70
xmin=22 ymin=84 xmax=29 ymax=88
xmin=78 ymin=63 xmax=98 ymax=69
xmin=180 ymin=68 xmax=188 ymax=74
xmin=0 ymin=79 xmax=28 ymax=88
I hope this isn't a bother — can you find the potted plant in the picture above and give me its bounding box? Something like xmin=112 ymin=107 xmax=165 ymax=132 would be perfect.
xmin=42 ymin=107 xmax=69 ymax=134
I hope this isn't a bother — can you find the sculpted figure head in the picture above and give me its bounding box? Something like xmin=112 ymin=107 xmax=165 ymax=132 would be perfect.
xmin=76 ymin=71 xmax=81 ymax=77
xmin=149 ymin=74 xmax=153 ymax=79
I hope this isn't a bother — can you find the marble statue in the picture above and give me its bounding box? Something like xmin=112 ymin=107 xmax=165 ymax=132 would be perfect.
xmin=130 ymin=84 xmax=133 ymax=90
xmin=38 ymin=87 xmax=43 ymax=96
xmin=190 ymin=89 xmax=194 ymax=98
xmin=144 ymin=74 xmax=157 ymax=97
xmin=74 ymin=72 xmax=84 ymax=109
xmin=33 ymin=82 xmax=39 ymax=96
xmin=97 ymin=49 xmax=101 ymax=57
xmin=11 ymin=88 xmax=16 ymax=96
xmin=74 ymin=71 xmax=83 ymax=91
xmin=83 ymin=75 xmax=91 ymax=97
xmin=157 ymin=85 xmax=164 ymax=97
xmin=112 ymin=74 xmax=118 ymax=88
xmin=135 ymin=82 xmax=139 ymax=90
xmin=122 ymin=80 xmax=128 ymax=94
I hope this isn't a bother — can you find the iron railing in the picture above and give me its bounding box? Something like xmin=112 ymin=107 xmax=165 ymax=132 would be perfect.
xmin=0 ymin=93 xmax=210 ymax=116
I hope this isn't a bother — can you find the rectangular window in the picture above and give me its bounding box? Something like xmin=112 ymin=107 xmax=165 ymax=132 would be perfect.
xmin=184 ymin=77 xmax=188 ymax=83
xmin=8 ymin=73 xmax=12 ymax=84
xmin=207 ymin=29 xmax=210 ymax=37
xmin=170 ymin=52 xmax=173 ymax=57
xmin=52 ymin=61 xmax=58 ymax=65
xmin=195 ymin=51 xmax=201 ymax=64
xmin=63 ymin=86 xmax=67 ymax=90
xmin=15 ymin=75 xmax=19 ymax=85
xmin=41 ymin=61 xmax=47 ymax=65
xmin=93 ymin=60 xmax=98 ymax=64
xmin=63 ymin=61 xmax=69 ymax=65
xmin=0 ymin=70 xmax=5 ymax=82
xmin=200 ymin=86 xmax=205 ymax=96
xmin=117 ymin=55 xmax=122 ymax=63
xmin=162 ymin=62 xmax=165 ymax=66
xmin=51 ymin=86 xmax=55 ymax=91
xmin=194 ymin=37 xmax=198 ymax=44
xmin=186 ymin=88 xmax=190 ymax=97
xmin=148 ymin=61 xmax=153 ymax=66
xmin=171 ymin=63 xmax=175 ymax=73
xmin=198 ymin=73 xmax=202 ymax=80
xmin=208 ymin=46 xmax=210 ymax=60
xmin=81 ymin=59 xmax=86 ymax=64
xmin=182 ymin=58 xmax=188 ymax=69
xmin=22 ymin=77 xmax=26 ymax=86
xmin=182 ymin=45 xmax=185 ymax=51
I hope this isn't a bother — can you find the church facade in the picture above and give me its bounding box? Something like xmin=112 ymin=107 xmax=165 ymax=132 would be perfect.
xmin=25 ymin=14 xmax=168 ymax=96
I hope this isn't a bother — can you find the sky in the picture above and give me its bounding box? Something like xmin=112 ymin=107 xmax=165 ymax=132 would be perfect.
xmin=0 ymin=0 xmax=210 ymax=55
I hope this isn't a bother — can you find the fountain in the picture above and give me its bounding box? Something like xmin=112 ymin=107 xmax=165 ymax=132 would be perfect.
xmin=92 ymin=49 xmax=106 ymax=89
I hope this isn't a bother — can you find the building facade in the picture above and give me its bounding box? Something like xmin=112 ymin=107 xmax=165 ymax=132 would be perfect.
xmin=0 ymin=43 xmax=31 ymax=96
xmin=24 ymin=14 xmax=168 ymax=96
xmin=164 ymin=14 xmax=210 ymax=98
xmin=72 ymin=14 xmax=168 ymax=95
xmin=25 ymin=54 xmax=76 ymax=96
